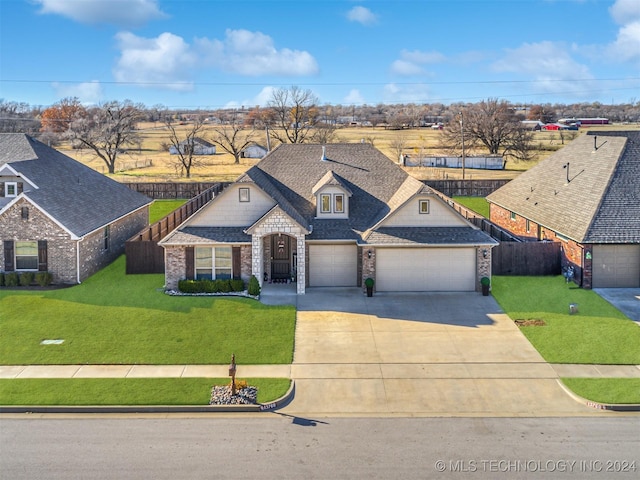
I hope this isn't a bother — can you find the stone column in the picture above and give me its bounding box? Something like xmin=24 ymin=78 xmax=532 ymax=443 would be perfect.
xmin=296 ymin=233 xmax=306 ymax=294
xmin=251 ymin=234 xmax=264 ymax=288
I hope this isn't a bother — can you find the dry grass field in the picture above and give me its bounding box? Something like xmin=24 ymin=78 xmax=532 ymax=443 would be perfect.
xmin=59 ymin=122 xmax=639 ymax=184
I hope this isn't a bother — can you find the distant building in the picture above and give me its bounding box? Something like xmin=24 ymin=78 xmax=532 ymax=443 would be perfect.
xmin=169 ymin=137 xmax=216 ymax=155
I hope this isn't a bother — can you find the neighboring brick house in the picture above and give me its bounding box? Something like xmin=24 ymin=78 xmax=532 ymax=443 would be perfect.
xmin=0 ymin=134 xmax=152 ymax=284
xmin=159 ymin=143 xmax=497 ymax=294
xmin=487 ymin=131 xmax=640 ymax=288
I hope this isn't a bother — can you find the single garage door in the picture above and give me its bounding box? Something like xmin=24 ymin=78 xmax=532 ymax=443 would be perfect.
xmin=592 ymin=245 xmax=640 ymax=288
xmin=309 ymin=244 xmax=357 ymax=287
xmin=377 ymin=247 xmax=476 ymax=292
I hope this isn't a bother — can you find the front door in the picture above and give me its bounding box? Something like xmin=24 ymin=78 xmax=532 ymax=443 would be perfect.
xmin=271 ymin=235 xmax=291 ymax=280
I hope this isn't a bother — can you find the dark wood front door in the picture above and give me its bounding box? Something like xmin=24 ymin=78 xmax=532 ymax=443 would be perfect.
xmin=271 ymin=235 xmax=291 ymax=279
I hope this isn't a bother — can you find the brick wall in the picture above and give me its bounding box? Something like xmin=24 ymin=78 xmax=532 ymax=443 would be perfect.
xmin=0 ymin=200 xmax=149 ymax=284
xmin=164 ymin=245 xmax=187 ymax=290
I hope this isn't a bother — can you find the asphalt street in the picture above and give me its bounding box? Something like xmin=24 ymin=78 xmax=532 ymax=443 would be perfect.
xmin=1 ymin=415 xmax=638 ymax=479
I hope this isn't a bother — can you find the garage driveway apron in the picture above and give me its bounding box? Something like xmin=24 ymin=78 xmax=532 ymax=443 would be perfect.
xmin=280 ymin=288 xmax=600 ymax=416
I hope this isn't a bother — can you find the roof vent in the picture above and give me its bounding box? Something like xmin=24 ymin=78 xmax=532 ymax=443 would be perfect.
xmin=321 ymin=146 xmax=327 ymax=161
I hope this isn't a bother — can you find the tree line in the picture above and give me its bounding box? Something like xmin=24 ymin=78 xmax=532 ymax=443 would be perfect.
xmin=1 ymin=90 xmax=638 ymax=177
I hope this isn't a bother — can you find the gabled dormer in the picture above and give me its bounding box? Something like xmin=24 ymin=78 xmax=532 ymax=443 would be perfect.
xmin=312 ymin=170 xmax=353 ymax=219
xmin=0 ymin=164 xmax=35 ymax=205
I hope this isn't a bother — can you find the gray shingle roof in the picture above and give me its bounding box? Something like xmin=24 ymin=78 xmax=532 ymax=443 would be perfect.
xmin=487 ymin=131 xmax=640 ymax=243
xmin=162 ymin=227 xmax=251 ymax=245
xmin=365 ymin=227 xmax=498 ymax=246
xmin=0 ymin=134 xmax=151 ymax=237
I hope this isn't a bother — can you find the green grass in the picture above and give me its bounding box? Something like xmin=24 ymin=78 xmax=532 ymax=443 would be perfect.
xmin=0 ymin=378 xmax=290 ymax=405
xmin=491 ymin=275 xmax=640 ymax=364
xmin=452 ymin=196 xmax=489 ymax=217
xmin=149 ymin=199 xmax=188 ymax=224
xmin=0 ymin=256 xmax=296 ymax=365
xmin=561 ymin=378 xmax=640 ymax=405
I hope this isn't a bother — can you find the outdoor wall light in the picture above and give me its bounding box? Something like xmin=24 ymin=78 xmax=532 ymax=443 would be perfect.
xmin=367 ymin=250 xmax=372 ymax=259
xmin=482 ymin=249 xmax=488 ymax=258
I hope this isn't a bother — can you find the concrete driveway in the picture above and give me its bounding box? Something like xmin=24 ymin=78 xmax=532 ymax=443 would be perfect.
xmin=280 ymin=288 xmax=599 ymax=417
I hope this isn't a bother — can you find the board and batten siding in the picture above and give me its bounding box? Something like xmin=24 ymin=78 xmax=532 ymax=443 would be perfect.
xmin=187 ymin=185 xmax=276 ymax=227
xmin=379 ymin=196 xmax=468 ymax=227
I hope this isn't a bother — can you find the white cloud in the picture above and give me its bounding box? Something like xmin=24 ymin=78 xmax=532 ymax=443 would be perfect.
xmin=52 ymin=81 xmax=103 ymax=105
xmin=607 ymin=21 xmax=640 ymax=62
xmin=224 ymin=86 xmax=278 ymax=109
xmin=492 ymin=41 xmax=596 ymax=96
xmin=609 ymin=0 xmax=640 ymax=25
xmin=34 ymin=0 xmax=166 ymax=27
xmin=346 ymin=6 xmax=378 ymax=26
xmin=113 ymin=32 xmax=197 ymax=90
xmin=195 ymin=29 xmax=319 ymax=76
xmin=344 ymin=89 xmax=365 ymax=105
xmin=390 ymin=49 xmax=444 ymax=76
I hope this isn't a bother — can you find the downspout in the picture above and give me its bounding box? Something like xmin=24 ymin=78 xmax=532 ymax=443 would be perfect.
xmin=76 ymin=236 xmax=83 ymax=284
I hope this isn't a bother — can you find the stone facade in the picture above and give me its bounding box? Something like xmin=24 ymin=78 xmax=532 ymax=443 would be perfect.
xmin=248 ymin=208 xmax=307 ymax=294
xmin=164 ymin=245 xmax=187 ymax=290
xmin=476 ymin=247 xmax=492 ymax=291
xmin=361 ymin=246 xmax=375 ymax=293
xmin=0 ymin=199 xmax=148 ymax=284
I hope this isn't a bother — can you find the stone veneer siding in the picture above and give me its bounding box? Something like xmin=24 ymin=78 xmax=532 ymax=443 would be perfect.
xmin=490 ymin=203 xmax=589 ymax=287
xmin=0 ymin=199 xmax=148 ymax=284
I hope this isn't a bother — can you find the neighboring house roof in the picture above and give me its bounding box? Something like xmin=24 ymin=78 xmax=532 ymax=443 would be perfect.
xmin=0 ymin=133 xmax=152 ymax=238
xmin=185 ymin=137 xmax=215 ymax=148
xmin=487 ymin=131 xmax=640 ymax=244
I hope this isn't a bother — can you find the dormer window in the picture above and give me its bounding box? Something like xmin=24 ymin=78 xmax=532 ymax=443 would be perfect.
xmin=321 ymin=194 xmax=331 ymax=213
xmin=5 ymin=182 xmax=17 ymax=197
xmin=313 ymin=170 xmax=352 ymax=219
xmin=335 ymin=194 xmax=344 ymax=213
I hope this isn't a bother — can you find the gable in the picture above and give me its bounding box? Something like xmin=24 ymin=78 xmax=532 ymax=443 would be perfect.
xmin=379 ymin=194 xmax=469 ymax=228
xmin=185 ymin=183 xmax=276 ymax=227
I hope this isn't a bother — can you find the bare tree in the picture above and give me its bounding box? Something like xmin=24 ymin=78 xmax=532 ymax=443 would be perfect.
xmin=165 ymin=116 xmax=207 ymax=178
xmin=66 ymin=100 xmax=143 ymax=174
xmin=309 ymin=124 xmax=340 ymax=144
xmin=503 ymin=128 xmax=536 ymax=162
xmin=267 ymin=86 xmax=319 ymax=144
xmin=389 ymin=134 xmax=408 ymax=164
xmin=209 ymin=117 xmax=257 ymax=164
xmin=440 ymin=99 xmax=526 ymax=156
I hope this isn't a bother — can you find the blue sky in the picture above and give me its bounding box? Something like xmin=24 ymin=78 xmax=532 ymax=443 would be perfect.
xmin=1 ymin=0 xmax=639 ymax=109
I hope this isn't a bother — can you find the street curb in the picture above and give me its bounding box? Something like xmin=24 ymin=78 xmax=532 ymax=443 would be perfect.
xmin=0 ymin=381 xmax=295 ymax=414
xmin=556 ymin=379 xmax=640 ymax=412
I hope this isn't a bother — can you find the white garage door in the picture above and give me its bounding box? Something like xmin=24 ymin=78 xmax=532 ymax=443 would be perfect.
xmin=592 ymin=245 xmax=640 ymax=288
xmin=309 ymin=244 xmax=357 ymax=287
xmin=377 ymin=248 xmax=476 ymax=292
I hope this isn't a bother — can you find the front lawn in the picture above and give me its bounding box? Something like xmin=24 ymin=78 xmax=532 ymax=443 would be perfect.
xmin=491 ymin=276 xmax=640 ymax=364
xmin=561 ymin=378 xmax=640 ymax=405
xmin=0 ymin=256 xmax=295 ymax=365
xmin=0 ymin=378 xmax=290 ymax=405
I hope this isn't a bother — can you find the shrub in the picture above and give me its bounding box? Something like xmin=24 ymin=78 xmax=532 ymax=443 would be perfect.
xmin=231 ymin=279 xmax=245 ymax=292
xmin=4 ymin=272 xmax=19 ymax=287
xmin=365 ymin=277 xmax=375 ymax=288
xmin=215 ymin=279 xmax=231 ymax=293
xmin=178 ymin=279 xmax=199 ymax=293
xmin=248 ymin=275 xmax=261 ymax=296
xmin=19 ymin=272 xmax=34 ymax=287
xmin=480 ymin=276 xmax=491 ymax=286
xmin=35 ymin=271 xmax=53 ymax=287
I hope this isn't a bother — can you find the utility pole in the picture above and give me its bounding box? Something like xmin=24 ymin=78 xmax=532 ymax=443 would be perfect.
xmin=459 ymin=111 xmax=466 ymax=180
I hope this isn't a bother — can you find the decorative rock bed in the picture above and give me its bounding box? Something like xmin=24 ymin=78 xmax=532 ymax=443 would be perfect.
xmin=210 ymin=385 xmax=258 ymax=405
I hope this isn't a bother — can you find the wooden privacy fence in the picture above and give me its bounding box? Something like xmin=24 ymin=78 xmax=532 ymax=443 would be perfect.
xmin=124 ymin=182 xmax=229 ymax=199
xmin=125 ymin=183 xmax=226 ymax=274
xmin=423 ymin=179 xmax=510 ymax=197
xmin=492 ymin=241 xmax=561 ymax=276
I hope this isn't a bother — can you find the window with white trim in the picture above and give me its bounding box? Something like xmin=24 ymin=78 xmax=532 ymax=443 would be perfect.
xmin=239 ymin=187 xmax=250 ymax=202
xmin=15 ymin=241 xmax=38 ymax=270
xmin=334 ymin=194 xmax=344 ymax=213
xmin=320 ymin=194 xmax=331 ymax=213
xmin=419 ymin=199 xmax=430 ymax=214
xmin=5 ymin=182 xmax=17 ymax=197
xmin=195 ymin=246 xmax=232 ymax=280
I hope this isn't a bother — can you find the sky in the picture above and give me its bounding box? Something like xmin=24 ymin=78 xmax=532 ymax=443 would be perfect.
xmin=1 ymin=0 xmax=639 ymax=109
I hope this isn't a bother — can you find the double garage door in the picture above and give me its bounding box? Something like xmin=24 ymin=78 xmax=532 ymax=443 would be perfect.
xmin=376 ymin=247 xmax=476 ymax=292
xmin=592 ymin=245 xmax=640 ymax=288
xmin=309 ymin=245 xmax=477 ymax=291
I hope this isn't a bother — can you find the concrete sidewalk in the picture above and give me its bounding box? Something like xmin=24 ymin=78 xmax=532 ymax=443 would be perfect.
xmin=1 ymin=363 xmax=639 ymax=380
